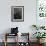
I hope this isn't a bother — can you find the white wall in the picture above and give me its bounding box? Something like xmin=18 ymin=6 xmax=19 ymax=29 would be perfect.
xmin=0 ymin=0 xmax=37 ymax=42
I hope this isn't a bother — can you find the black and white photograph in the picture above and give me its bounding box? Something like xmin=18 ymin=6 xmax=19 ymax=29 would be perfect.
xmin=11 ymin=6 xmax=24 ymax=22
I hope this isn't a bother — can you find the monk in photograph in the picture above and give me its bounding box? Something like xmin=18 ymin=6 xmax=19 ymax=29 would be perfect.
xmin=14 ymin=8 xmax=22 ymax=19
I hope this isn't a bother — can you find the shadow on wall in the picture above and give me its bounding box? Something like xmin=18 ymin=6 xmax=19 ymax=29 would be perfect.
xmin=2 ymin=28 xmax=11 ymax=34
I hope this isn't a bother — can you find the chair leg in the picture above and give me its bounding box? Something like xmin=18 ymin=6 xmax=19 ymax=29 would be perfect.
xmin=4 ymin=41 xmax=7 ymax=46
xmin=4 ymin=33 xmax=7 ymax=46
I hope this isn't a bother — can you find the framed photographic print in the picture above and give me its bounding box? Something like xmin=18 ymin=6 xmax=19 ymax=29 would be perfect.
xmin=11 ymin=6 xmax=24 ymax=22
xmin=37 ymin=0 xmax=46 ymax=18
xmin=36 ymin=0 xmax=46 ymax=26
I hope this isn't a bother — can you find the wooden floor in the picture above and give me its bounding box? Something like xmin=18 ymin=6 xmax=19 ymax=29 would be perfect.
xmin=0 ymin=42 xmax=46 ymax=46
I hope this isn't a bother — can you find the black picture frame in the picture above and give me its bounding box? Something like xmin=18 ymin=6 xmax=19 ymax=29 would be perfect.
xmin=11 ymin=6 xmax=24 ymax=22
